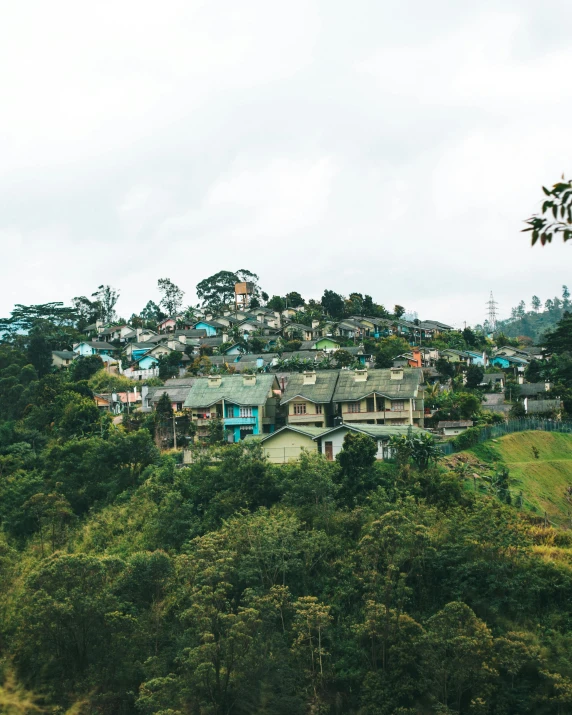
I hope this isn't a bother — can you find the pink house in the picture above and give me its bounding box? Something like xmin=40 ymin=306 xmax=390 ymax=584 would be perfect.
xmin=157 ymin=317 xmax=177 ymax=333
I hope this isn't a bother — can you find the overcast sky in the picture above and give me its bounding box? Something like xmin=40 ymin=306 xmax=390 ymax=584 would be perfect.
xmin=2 ymin=0 xmax=571 ymax=328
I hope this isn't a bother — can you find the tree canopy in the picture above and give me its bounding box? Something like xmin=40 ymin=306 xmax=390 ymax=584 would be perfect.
xmin=157 ymin=278 xmax=185 ymax=317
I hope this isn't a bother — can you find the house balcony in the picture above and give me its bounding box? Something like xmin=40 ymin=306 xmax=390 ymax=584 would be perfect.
xmin=223 ymin=416 xmax=257 ymax=426
xmin=342 ymin=411 xmax=382 ymax=422
xmin=341 ymin=410 xmax=424 ymax=423
xmin=288 ymin=413 xmax=326 ymax=425
xmin=195 ymin=417 xmax=218 ymax=426
xmin=385 ymin=410 xmax=424 ymax=421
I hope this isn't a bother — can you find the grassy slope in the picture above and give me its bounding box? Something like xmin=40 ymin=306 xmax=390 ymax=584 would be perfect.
xmin=467 ymin=431 xmax=572 ymax=526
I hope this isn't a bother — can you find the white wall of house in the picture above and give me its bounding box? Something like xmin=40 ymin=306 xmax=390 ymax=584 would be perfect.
xmin=320 ymin=427 xmax=386 ymax=461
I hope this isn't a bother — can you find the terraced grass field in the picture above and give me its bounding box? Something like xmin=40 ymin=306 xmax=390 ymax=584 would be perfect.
xmin=467 ymin=431 xmax=572 ymax=526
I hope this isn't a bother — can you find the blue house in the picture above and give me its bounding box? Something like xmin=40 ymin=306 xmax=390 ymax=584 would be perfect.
xmin=491 ymin=355 xmax=528 ymax=371
xmin=184 ymin=373 xmax=280 ymax=442
xmin=466 ymin=351 xmax=486 ymax=366
xmin=137 ymin=354 xmax=160 ymax=369
xmin=132 ymin=347 xmax=152 ymax=362
xmin=194 ymin=320 xmax=225 ymax=337
xmin=73 ymin=341 xmax=115 ymax=357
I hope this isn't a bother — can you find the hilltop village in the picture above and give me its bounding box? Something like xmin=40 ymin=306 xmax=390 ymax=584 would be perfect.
xmin=31 ymin=275 xmax=563 ymax=462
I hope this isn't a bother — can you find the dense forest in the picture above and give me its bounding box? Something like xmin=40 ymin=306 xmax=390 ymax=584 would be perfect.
xmin=3 ymin=295 xmax=572 ymax=712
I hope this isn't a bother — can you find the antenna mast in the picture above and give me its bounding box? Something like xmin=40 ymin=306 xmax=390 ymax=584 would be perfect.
xmin=486 ymin=291 xmax=498 ymax=332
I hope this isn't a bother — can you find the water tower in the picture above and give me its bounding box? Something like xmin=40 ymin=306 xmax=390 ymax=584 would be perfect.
xmin=235 ymin=282 xmax=254 ymax=310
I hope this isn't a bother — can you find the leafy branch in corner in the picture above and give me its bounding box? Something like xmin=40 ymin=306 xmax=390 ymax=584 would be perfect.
xmin=524 ymin=177 xmax=572 ymax=246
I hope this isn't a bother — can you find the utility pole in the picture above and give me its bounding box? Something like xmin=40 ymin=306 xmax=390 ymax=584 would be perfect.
xmin=172 ymin=413 xmax=177 ymax=450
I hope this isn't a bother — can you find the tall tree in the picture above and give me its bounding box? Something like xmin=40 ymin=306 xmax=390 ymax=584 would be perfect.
xmin=154 ymin=393 xmax=173 ymax=448
xmin=91 ymin=285 xmax=119 ymax=323
xmin=196 ymin=270 xmax=239 ymax=310
xmin=71 ymin=296 xmax=101 ymax=331
xmin=140 ymin=300 xmax=163 ymax=325
xmin=393 ymin=305 xmax=406 ymax=319
xmin=321 ymin=290 xmax=344 ymax=319
xmin=336 ymin=432 xmax=378 ymax=503
xmin=363 ymin=294 xmax=374 ymax=315
xmin=267 ymin=295 xmax=286 ymax=312
xmin=157 ymin=278 xmax=185 ymax=317
xmin=531 ymin=295 xmax=541 ymax=312
xmin=286 ymin=291 xmax=305 ymax=308
xmin=462 ymin=327 xmax=477 ymax=347
xmin=465 ymin=364 xmax=484 ymax=389
xmin=158 ymin=351 xmax=182 ymax=380
xmin=27 ymin=331 xmax=52 ymax=377
xmin=543 ymin=312 xmax=572 ymax=354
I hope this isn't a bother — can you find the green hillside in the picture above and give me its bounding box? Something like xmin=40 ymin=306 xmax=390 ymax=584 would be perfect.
xmin=466 ymin=431 xmax=572 ymax=526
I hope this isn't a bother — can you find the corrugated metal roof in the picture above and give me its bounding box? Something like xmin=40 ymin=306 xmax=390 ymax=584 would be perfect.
xmin=281 ymin=370 xmax=339 ymax=405
xmin=333 ymin=368 xmax=422 ymax=402
xmin=184 ymin=373 xmax=279 ymax=408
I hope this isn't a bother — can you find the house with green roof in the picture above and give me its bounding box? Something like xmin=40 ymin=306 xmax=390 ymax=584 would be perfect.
xmin=183 ymin=373 xmax=281 ymax=442
xmin=280 ymin=370 xmax=339 ymax=429
xmin=332 ymin=367 xmax=424 ymax=427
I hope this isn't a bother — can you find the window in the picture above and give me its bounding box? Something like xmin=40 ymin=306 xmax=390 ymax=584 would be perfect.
xmin=294 ymin=403 xmax=307 ymax=415
xmin=239 ymin=407 xmax=253 ymax=417
xmin=315 ymin=404 xmax=323 ymax=414
xmin=391 ymin=400 xmax=405 ymax=412
xmin=348 ymin=402 xmax=361 ymax=413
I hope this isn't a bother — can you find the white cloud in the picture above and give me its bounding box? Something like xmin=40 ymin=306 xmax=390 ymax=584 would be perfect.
xmin=1 ymin=0 xmax=572 ymax=326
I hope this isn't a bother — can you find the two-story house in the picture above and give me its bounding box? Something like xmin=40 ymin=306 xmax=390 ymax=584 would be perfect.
xmin=280 ymin=370 xmax=339 ymax=429
xmin=332 ymin=367 xmax=424 ymax=427
xmin=183 ymin=373 xmax=281 ymax=442
xmin=73 ymin=341 xmax=116 ymax=359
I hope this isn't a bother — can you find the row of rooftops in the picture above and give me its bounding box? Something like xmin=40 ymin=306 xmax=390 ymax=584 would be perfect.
xmin=280 ymin=367 xmax=422 ymax=405
xmin=145 ymin=367 xmax=423 ymax=410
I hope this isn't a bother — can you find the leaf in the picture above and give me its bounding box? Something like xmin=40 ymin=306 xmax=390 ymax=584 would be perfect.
xmin=531 ymin=231 xmax=539 ymax=246
xmin=543 ymin=186 xmax=552 ymax=196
